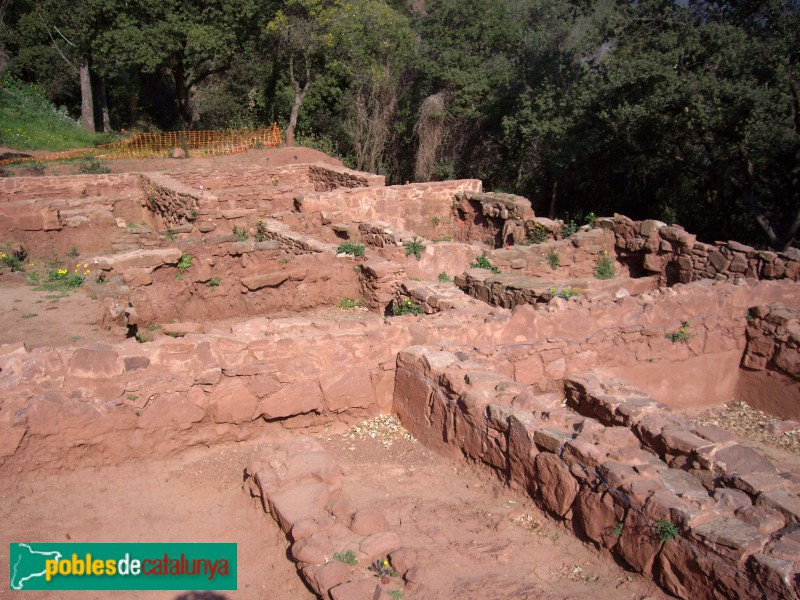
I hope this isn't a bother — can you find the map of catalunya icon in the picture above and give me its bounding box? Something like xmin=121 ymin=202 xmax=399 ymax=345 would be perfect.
xmin=10 ymin=543 xmax=63 ymax=590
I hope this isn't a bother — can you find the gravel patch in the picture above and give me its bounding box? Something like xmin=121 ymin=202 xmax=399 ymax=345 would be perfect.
xmin=694 ymin=401 xmax=800 ymax=455
xmin=341 ymin=414 xmax=417 ymax=447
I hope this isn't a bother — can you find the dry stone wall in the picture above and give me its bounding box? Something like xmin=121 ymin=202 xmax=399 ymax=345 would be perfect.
xmin=393 ymin=346 xmax=800 ymax=600
xmin=606 ymin=214 xmax=800 ymax=284
xmin=296 ymin=180 xmax=482 ymax=240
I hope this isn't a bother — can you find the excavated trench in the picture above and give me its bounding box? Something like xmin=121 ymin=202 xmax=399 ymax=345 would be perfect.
xmin=1 ymin=155 xmax=799 ymax=599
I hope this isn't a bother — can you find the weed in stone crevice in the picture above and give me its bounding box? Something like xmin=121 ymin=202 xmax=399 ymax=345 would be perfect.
xmin=392 ymin=297 xmax=423 ymax=316
xmin=207 ymin=277 xmax=221 ymax=287
xmin=438 ymin=272 xmax=451 ymax=282
xmin=470 ymin=252 xmax=500 ymax=274
xmin=594 ymin=254 xmax=615 ymax=280
xmin=547 ymin=252 xmax=560 ymax=269
xmin=404 ymin=236 xmax=425 ymax=260
xmin=665 ymin=321 xmax=692 ymax=343
xmin=332 ymin=550 xmax=358 ymax=565
xmin=336 ymin=242 xmax=365 ymax=257
xmin=177 ymin=253 xmax=192 ymax=275
xmin=338 ymin=297 xmax=364 ymax=310
xmin=368 ymin=558 xmax=397 ymax=578
xmin=652 ymin=519 xmax=680 ymax=543
xmin=233 ymin=224 xmax=249 ymax=241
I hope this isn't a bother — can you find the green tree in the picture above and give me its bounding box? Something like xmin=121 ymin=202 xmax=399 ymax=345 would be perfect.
xmin=561 ymin=0 xmax=800 ymax=249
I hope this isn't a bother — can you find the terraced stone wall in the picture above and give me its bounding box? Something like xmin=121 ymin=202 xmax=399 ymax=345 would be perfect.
xmin=393 ymin=346 xmax=800 ymax=600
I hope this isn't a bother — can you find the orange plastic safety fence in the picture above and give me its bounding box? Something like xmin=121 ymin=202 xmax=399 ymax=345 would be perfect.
xmin=0 ymin=124 xmax=283 ymax=167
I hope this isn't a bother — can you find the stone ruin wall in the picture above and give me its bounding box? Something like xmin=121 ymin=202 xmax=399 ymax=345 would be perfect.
xmin=296 ymin=179 xmax=482 ymax=241
xmin=3 ymin=277 xmax=796 ymax=473
xmin=738 ymin=304 xmax=800 ymax=420
xmin=2 ymin=161 xmax=800 ymax=600
xmin=607 ymin=214 xmax=800 ymax=284
xmin=393 ymin=345 xmax=800 ymax=600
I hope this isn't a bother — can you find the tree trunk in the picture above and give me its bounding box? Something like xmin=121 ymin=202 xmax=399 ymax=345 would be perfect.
xmin=79 ymin=58 xmax=95 ymax=132
xmin=97 ymin=77 xmax=111 ymax=133
xmin=548 ymin=179 xmax=558 ymax=219
xmin=286 ymin=54 xmax=311 ymax=147
xmin=172 ymin=59 xmax=194 ymax=127
xmin=286 ymin=89 xmax=304 ymax=147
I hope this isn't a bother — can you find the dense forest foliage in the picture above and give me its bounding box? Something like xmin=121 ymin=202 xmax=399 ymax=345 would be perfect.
xmin=1 ymin=0 xmax=798 ymax=249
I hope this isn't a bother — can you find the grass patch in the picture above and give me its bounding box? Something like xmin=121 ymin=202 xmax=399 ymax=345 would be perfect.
xmin=392 ymin=297 xmax=423 ymax=316
xmin=336 ymin=242 xmax=365 ymax=257
xmin=470 ymin=252 xmax=500 ymax=274
xmin=438 ymin=272 xmax=451 ymax=282
xmin=404 ymin=236 xmax=425 ymax=260
xmin=595 ymin=255 xmax=615 ymax=280
xmin=666 ymin=321 xmax=692 ymax=343
xmin=338 ymin=297 xmax=364 ymax=310
xmin=332 ymin=550 xmax=358 ymax=565
xmin=21 ymin=313 xmax=37 ymax=318
xmin=0 ymin=77 xmax=113 ymax=152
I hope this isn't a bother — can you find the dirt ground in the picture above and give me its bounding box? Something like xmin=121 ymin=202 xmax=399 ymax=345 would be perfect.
xmin=0 ymin=146 xmax=345 ymax=177
xmin=0 ymin=420 xmax=668 ymax=600
xmin=0 ymin=147 xmax=780 ymax=598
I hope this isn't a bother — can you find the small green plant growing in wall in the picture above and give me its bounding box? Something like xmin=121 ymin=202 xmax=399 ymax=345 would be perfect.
xmin=611 ymin=522 xmax=624 ymax=537
xmin=338 ymin=297 xmax=364 ymax=309
xmin=336 ymin=242 xmax=365 ymax=257
xmin=431 ymin=215 xmax=441 ymax=227
xmin=470 ymin=252 xmax=500 ymax=274
xmin=332 ymin=550 xmax=358 ymax=565
xmin=594 ymin=254 xmax=615 ymax=280
xmin=177 ymin=253 xmax=192 ymax=274
xmin=404 ymin=236 xmax=425 ymax=260
xmin=254 ymin=220 xmax=269 ymax=242
xmin=392 ymin=297 xmax=423 ymax=316
xmin=0 ymin=249 xmax=24 ymax=272
xmin=67 ymin=244 xmax=80 ymax=259
xmin=233 ymin=224 xmax=249 ymax=241
xmin=550 ymin=287 xmax=579 ymax=300
xmin=665 ymin=321 xmax=692 ymax=343
xmin=528 ymin=222 xmax=551 ymax=244
xmin=207 ymin=277 xmax=220 ymax=287
xmin=438 ymin=272 xmax=451 ymax=282
xmin=652 ymin=519 xmax=680 ymax=543
xmin=368 ymin=558 xmax=397 ymax=578
xmin=547 ymin=252 xmax=560 ymax=269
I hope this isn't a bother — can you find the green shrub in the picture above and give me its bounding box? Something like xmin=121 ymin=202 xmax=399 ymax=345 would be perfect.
xmin=338 ymin=297 xmax=364 ymax=309
xmin=528 ymin=222 xmax=551 ymax=244
xmin=332 ymin=550 xmax=358 ymax=565
xmin=550 ymin=287 xmax=579 ymax=300
xmin=78 ymin=157 xmax=110 ymax=175
xmin=470 ymin=252 xmax=500 ymax=274
xmin=560 ymin=219 xmax=579 ymax=238
xmin=177 ymin=253 xmax=192 ymax=273
xmin=404 ymin=236 xmax=425 ymax=260
xmin=595 ymin=255 xmax=615 ymax=280
xmin=438 ymin=272 xmax=451 ymax=282
xmin=336 ymin=242 xmax=365 ymax=257
xmin=233 ymin=224 xmax=249 ymax=241
xmin=254 ymin=220 xmax=269 ymax=242
xmin=392 ymin=297 xmax=423 ymax=316
xmin=0 ymin=249 xmax=24 ymax=272
xmin=547 ymin=252 xmax=560 ymax=269
xmin=653 ymin=519 xmax=680 ymax=543
xmin=665 ymin=321 xmax=692 ymax=343
xmin=207 ymin=277 xmax=221 ymax=287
